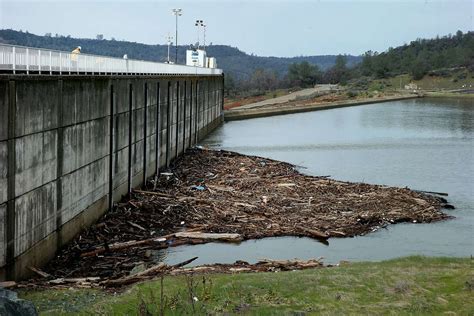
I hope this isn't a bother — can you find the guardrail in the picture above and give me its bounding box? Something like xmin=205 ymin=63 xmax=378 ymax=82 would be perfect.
xmin=0 ymin=43 xmax=222 ymax=76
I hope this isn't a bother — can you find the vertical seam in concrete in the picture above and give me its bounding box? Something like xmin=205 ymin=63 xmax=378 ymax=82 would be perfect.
xmin=108 ymin=82 xmax=114 ymax=210
xmin=127 ymin=83 xmax=133 ymax=194
xmin=6 ymin=80 xmax=16 ymax=278
xmin=56 ymin=79 xmax=64 ymax=247
xmin=189 ymin=81 xmax=193 ymax=148
xmin=175 ymin=81 xmax=179 ymax=159
xmin=183 ymin=80 xmax=186 ymax=152
xmin=155 ymin=82 xmax=160 ymax=178
xmin=195 ymin=81 xmax=199 ymax=144
xmin=166 ymin=81 xmax=171 ymax=167
xmin=208 ymin=80 xmax=211 ymax=127
xmin=143 ymin=83 xmax=148 ymax=186
xmin=221 ymin=75 xmax=225 ymax=115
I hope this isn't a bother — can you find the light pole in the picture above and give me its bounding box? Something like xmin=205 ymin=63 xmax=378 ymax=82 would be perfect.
xmin=172 ymin=8 xmax=182 ymax=63
xmin=203 ymin=23 xmax=207 ymax=51
xmin=195 ymin=20 xmax=204 ymax=49
xmin=166 ymin=33 xmax=173 ymax=63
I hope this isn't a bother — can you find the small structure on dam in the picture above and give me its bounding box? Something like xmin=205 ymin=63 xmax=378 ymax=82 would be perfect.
xmin=0 ymin=44 xmax=224 ymax=280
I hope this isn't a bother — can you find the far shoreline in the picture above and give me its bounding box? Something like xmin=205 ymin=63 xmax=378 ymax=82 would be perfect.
xmin=224 ymin=91 xmax=473 ymax=121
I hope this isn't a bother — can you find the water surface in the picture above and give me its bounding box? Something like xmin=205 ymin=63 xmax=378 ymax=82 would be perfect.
xmin=157 ymin=98 xmax=473 ymax=266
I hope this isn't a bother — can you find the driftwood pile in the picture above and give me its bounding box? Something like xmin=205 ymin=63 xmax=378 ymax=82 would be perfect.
xmin=16 ymin=258 xmax=325 ymax=290
xmin=25 ymin=148 xmax=451 ymax=287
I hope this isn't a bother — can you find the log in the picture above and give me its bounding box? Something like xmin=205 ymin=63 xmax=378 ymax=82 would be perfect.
xmin=133 ymin=189 xmax=175 ymax=198
xmin=0 ymin=281 xmax=16 ymax=288
xmin=29 ymin=266 xmax=51 ymax=279
xmin=103 ymin=257 xmax=198 ymax=287
xmin=102 ymin=263 xmax=167 ymax=286
xmin=299 ymin=227 xmax=329 ymax=240
xmin=80 ymin=227 xmax=205 ymax=257
xmin=414 ymin=189 xmax=449 ymax=197
xmin=174 ymin=232 xmax=243 ymax=242
xmin=49 ymin=277 xmax=101 ymax=285
xmin=171 ymin=256 xmax=198 ymax=268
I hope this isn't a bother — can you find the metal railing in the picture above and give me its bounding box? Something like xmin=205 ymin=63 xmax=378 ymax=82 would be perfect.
xmin=0 ymin=43 xmax=222 ymax=76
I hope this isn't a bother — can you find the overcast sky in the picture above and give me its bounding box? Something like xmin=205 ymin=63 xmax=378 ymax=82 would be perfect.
xmin=0 ymin=0 xmax=472 ymax=57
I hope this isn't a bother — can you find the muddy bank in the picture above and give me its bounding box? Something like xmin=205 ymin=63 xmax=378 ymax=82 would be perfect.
xmin=27 ymin=148 xmax=451 ymax=283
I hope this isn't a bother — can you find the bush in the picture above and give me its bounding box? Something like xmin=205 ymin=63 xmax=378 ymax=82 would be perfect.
xmin=346 ymin=90 xmax=358 ymax=98
xmin=456 ymin=72 xmax=467 ymax=80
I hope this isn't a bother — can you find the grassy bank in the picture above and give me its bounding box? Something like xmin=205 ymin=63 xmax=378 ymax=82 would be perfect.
xmin=367 ymin=69 xmax=474 ymax=92
xmin=20 ymin=256 xmax=473 ymax=315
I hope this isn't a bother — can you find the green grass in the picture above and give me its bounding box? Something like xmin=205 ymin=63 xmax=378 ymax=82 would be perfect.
xmin=19 ymin=256 xmax=473 ymax=315
xmin=369 ymin=69 xmax=474 ymax=92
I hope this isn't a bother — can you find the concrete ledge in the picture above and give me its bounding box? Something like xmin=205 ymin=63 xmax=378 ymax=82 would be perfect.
xmin=224 ymin=95 xmax=420 ymax=121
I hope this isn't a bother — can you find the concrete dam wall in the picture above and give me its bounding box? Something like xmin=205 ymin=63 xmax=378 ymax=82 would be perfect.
xmin=0 ymin=75 xmax=224 ymax=280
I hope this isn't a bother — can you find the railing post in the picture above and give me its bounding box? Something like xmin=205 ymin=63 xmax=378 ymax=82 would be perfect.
xmin=26 ymin=48 xmax=29 ymax=74
xmin=49 ymin=51 xmax=52 ymax=74
xmin=12 ymin=46 xmax=16 ymax=74
xmin=59 ymin=52 xmax=62 ymax=74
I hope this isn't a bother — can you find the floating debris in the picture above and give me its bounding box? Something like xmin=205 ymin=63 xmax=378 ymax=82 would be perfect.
xmin=22 ymin=148 xmax=451 ymax=287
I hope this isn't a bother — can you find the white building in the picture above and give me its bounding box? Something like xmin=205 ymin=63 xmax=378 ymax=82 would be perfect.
xmin=186 ymin=49 xmax=217 ymax=69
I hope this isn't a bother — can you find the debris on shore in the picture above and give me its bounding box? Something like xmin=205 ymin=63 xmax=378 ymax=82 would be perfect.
xmin=17 ymin=257 xmax=325 ymax=290
xmin=21 ymin=148 xmax=452 ymax=287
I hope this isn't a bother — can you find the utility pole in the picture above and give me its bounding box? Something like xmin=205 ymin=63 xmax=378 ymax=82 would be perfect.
xmin=172 ymin=8 xmax=182 ymax=63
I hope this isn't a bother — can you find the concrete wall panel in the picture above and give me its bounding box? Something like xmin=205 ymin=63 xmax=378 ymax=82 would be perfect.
xmin=62 ymin=118 xmax=109 ymax=175
xmin=0 ymin=81 xmax=8 ymax=141
xmin=132 ymin=139 xmax=144 ymax=175
xmin=113 ymin=147 xmax=128 ymax=190
xmin=0 ymin=203 xmax=5 ymax=267
xmin=0 ymin=142 xmax=7 ymax=204
xmin=147 ymin=104 xmax=157 ymax=137
xmin=114 ymin=112 xmax=130 ymax=151
xmin=62 ymin=80 xmax=109 ymax=126
xmin=114 ymin=79 xmax=131 ymax=114
xmin=14 ymin=182 xmax=57 ymax=257
xmin=132 ymin=108 xmax=145 ymax=143
xmin=59 ymin=157 xmax=108 ymax=225
xmin=146 ymin=135 xmax=156 ymax=178
xmin=15 ymin=80 xmax=59 ymax=137
xmin=15 ymin=131 xmax=57 ymax=197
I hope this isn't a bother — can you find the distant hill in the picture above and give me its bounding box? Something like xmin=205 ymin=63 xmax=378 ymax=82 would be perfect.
xmin=0 ymin=29 xmax=361 ymax=80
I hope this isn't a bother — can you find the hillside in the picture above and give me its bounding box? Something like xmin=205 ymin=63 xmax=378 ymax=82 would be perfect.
xmin=0 ymin=29 xmax=361 ymax=80
xmin=356 ymin=30 xmax=474 ymax=79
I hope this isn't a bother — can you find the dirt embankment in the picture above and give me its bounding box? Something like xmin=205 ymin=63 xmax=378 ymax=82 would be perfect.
xmin=35 ymin=149 xmax=452 ymax=282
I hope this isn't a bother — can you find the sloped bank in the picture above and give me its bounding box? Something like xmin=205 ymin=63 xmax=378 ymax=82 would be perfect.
xmin=224 ymin=94 xmax=420 ymax=121
xmin=25 ymin=148 xmax=452 ymax=283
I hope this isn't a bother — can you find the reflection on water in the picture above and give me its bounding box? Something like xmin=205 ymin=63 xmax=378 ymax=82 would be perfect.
xmin=157 ymin=98 xmax=474 ymax=266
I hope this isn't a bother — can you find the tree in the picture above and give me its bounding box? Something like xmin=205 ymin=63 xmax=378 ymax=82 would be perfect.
xmin=410 ymin=58 xmax=428 ymax=80
xmin=288 ymin=61 xmax=322 ymax=87
xmin=323 ymin=55 xmax=349 ymax=84
xmin=96 ymin=34 xmax=104 ymax=40
xmin=224 ymin=74 xmax=236 ymax=96
xmin=250 ymin=68 xmax=279 ymax=91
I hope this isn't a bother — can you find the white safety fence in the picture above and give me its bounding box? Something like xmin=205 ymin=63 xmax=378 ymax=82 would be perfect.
xmin=0 ymin=43 xmax=222 ymax=76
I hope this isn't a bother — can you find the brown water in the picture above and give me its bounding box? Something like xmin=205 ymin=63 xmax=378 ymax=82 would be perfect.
xmin=154 ymin=98 xmax=474 ymax=266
